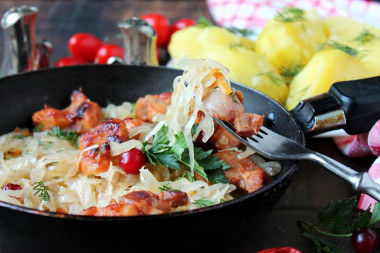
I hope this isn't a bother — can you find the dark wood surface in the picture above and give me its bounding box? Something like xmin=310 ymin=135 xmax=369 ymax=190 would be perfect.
xmin=0 ymin=1 xmax=377 ymax=252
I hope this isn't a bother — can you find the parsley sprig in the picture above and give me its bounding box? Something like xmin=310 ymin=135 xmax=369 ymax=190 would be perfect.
xmin=142 ymin=125 xmax=230 ymax=183
xmin=298 ymin=197 xmax=380 ymax=253
xmin=33 ymin=181 xmax=50 ymax=202
xmin=49 ymin=127 xmax=80 ymax=148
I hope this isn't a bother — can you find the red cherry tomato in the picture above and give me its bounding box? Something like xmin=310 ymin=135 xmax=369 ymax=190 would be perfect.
xmin=120 ymin=148 xmax=146 ymax=174
xmin=54 ymin=56 xmax=87 ymax=67
xmin=2 ymin=183 xmax=22 ymax=191
xmin=351 ymin=228 xmax=378 ymax=253
xmin=95 ymin=44 xmax=124 ymax=64
xmin=171 ymin=18 xmax=195 ymax=34
xmin=68 ymin=33 xmax=103 ymax=63
xmin=140 ymin=13 xmax=171 ymax=47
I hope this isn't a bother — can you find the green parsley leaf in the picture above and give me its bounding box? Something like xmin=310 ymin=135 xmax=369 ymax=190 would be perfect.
xmin=303 ymin=232 xmax=339 ymax=253
xmin=369 ymin=202 xmax=380 ymax=226
xmin=351 ymin=207 xmax=372 ymax=232
xmin=193 ymin=198 xmax=215 ymax=208
xmin=318 ymin=197 xmax=356 ymax=232
xmin=33 ymin=181 xmax=50 ymax=202
xmin=299 ymin=197 xmax=380 ymax=253
xmin=170 ymin=132 xmax=187 ymax=158
xmin=207 ymin=169 xmax=229 ymax=184
xmin=142 ymin=125 xmax=229 ymax=183
xmin=154 ymin=151 xmax=181 ymax=170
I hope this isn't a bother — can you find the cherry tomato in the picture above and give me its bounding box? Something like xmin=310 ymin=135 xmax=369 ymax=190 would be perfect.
xmin=68 ymin=33 xmax=103 ymax=63
xmin=351 ymin=228 xmax=378 ymax=253
xmin=2 ymin=183 xmax=22 ymax=191
xmin=140 ymin=13 xmax=171 ymax=47
xmin=171 ymin=18 xmax=195 ymax=34
xmin=54 ymin=56 xmax=87 ymax=67
xmin=95 ymin=44 xmax=124 ymax=64
xmin=120 ymin=148 xmax=146 ymax=174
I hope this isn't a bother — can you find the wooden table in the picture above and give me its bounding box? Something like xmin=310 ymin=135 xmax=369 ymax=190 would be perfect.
xmin=0 ymin=1 xmax=376 ymax=252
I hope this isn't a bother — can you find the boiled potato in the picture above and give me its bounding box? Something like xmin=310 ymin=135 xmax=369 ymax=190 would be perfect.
xmin=325 ymin=16 xmax=380 ymax=75
xmin=285 ymin=45 xmax=374 ymax=110
xmin=256 ymin=8 xmax=327 ymax=74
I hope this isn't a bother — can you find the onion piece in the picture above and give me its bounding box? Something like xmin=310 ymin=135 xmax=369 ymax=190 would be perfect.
xmin=259 ymin=161 xmax=282 ymax=176
xmin=110 ymin=140 xmax=142 ymax=156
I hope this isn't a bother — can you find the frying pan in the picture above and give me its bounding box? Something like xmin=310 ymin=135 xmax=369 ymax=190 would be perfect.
xmin=0 ymin=64 xmax=378 ymax=252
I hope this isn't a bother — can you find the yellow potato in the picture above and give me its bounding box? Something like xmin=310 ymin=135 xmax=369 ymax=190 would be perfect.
xmin=198 ymin=44 xmax=288 ymax=104
xmin=324 ymin=16 xmax=380 ymax=76
xmin=285 ymin=47 xmax=374 ymax=110
xmin=168 ymin=26 xmax=253 ymax=61
xmin=256 ymin=9 xmax=327 ymax=73
xmin=324 ymin=16 xmax=380 ymax=45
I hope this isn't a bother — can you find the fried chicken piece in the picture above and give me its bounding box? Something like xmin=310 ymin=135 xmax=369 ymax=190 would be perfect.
xmin=79 ymin=118 xmax=129 ymax=176
xmin=135 ymin=92 xmax=172 ymax=123
xmin=32 ymin=90 xmax=103 ymax=133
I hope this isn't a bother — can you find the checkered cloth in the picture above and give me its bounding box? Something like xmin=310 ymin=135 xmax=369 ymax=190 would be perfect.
xmin=206 ymin=0 xmax=380 ymax=211
xmin=207 ymin=0 xmax=380 ymax=36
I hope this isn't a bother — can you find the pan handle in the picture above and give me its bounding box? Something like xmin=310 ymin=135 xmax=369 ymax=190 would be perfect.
xmin=290 ymin=76 xmax=380 ymax=136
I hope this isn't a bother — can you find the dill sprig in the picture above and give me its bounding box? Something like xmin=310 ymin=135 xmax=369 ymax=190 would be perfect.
xmin=33 ymin=181 xmax=50 ymax=202
xmin=255 ymin=72 xmax=284 ymax=86
xmin=193 ymin=198 xmax=215 ymax=208
xmin=354 ymin=29 xmax=376 ymax=44
xmin=280 ymin=63 xmax=303 ymax=82
xmin=49 ymin=127 xmax=80 ymax=148
xmin=274 ymin=8 xmax=305 ymax=23
xmin=158 ymin=183 xmax=180 ymax=193
xmin=319 ymin=40 xmax=363 ymax=58
xmin=227 ymin=27 xmax=254 ymax=37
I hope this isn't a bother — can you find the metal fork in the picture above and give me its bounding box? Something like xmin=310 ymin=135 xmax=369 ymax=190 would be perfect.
xmin=215 ymin=118 xmax=380 ymax=202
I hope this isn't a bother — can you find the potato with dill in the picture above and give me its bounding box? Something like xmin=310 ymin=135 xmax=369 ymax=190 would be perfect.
xmin=255 ymin=8 xmax=327 ymax=78
xmin=325 ymin=16 xmax=380 ymax=76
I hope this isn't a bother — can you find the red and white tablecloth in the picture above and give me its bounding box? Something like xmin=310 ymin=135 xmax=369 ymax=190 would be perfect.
xmin=206 ymin=0 xmax=380 ymax=211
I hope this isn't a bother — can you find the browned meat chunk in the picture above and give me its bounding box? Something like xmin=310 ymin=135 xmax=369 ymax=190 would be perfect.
xmin=135 ymin=92 xmax=172 ymax=123
xmin=81 ymin=190 xmax=188 ymax=216
xmin=32 ymin=90 xmax=103 ymax=133
xmin=214 ymin=151 xmax=267 ymax=193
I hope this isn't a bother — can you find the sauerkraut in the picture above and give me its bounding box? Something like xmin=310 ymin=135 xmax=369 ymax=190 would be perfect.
xmin=0 ymin=58 xmax=280 ymax=215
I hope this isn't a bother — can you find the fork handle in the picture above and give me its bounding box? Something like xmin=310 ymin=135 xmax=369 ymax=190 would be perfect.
xmin=307 ymin=151 xmax=380 ymax=201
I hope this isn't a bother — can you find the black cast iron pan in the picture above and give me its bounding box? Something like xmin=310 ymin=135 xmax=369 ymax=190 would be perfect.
xmin=0 ymin=64 xmax=378 ymax=252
